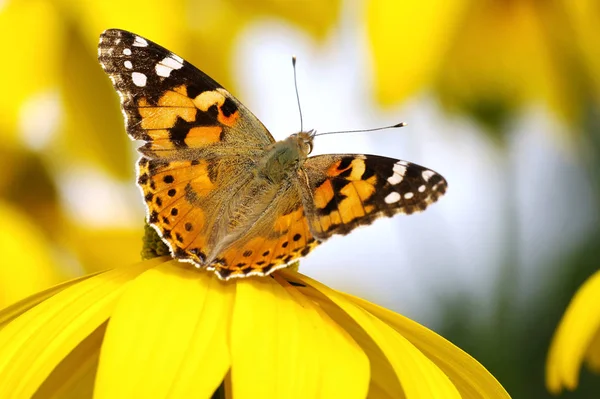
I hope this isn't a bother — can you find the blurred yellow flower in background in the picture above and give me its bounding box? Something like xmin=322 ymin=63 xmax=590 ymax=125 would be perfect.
xmin=547 ymin=270 xmax=600 ymax=394
xmin=0 ymin=258 xmax=510 ymax=398
xmin=368 ymin=0 xmax=600 ymax=131
xmin=0 ymin=201 xmax=63 ymax=308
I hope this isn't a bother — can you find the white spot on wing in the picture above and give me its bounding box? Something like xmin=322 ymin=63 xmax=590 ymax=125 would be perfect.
xmin=387 ymin=162 xmax=407 ymax=185
xmin=384 ymin=192 xmax=401 ymax=204
xmin=124 ymin=61 xmax=133 ymax=69
xmin=132 ymin=72 xmax=147 ymax=87
xmin=404 ymin=192 xmax=414 ymax=199
xmin=393 ymin=163 xmax=407 ymax=176
xmin=422 ymin=170 xmax=435 ymax=182
xmin=387 ymin=174 xmax=402 ymax=185
xmin=155 ymin=65 xmax=171 ymax=77
xmin=418 ymin=185 xmax=426 ymax=192
xmin=133 ymin=36 xmax=148 ymax=47
xmin=163 ymin=56 xmax=184 ymax=69
xmin=155 ymin=56 xmax=184 ymax=77
xmin=123 ymin=48 xmax=132 ymax=56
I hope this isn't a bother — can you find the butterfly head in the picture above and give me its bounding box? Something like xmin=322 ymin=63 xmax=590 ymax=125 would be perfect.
xmin=293 ymin=130 xmax=315 ymax=157
xmin=260 ymin=130 xmax=314 ymax=183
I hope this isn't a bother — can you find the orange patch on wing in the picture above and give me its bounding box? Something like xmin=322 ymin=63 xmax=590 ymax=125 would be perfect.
xmin=273 ymin=208 xmax=304 ymax=232
xmin=338 ymin=183 xmax=367 ymax=223
xmin=327 ymin=159 xmax=351 ymax=177
xmin=141 ymin=147 xmax=180 ymax=160
xmin=173 ymin=85 xmax=188 ymax=96
xmin=221 ymin=236 xmax=274 ymax=271
xmin=181 ymin=211 xmax=207 ymax=249
xmin=145 ymin=178 xmax=206 ymax=243
xmin=138 ymin=96 xmax=196 ymax=130
xmin=158 ymin=90 xmax=194 ymax=108
xmin=326 ymin=158 xmax=367 ymax=180
xmin=143 ymin=129 xmax=170 ymax=140
xmin=319 ymin=211 xmax=343 ymax=232
xmin=143 ymin=160 xmax=216 ymax=198
xmin=188 ymin=160 xmax=215 ymax=196
xmin=314 ymin=180 xmax=334 ymax=209
xmin=147 ymin=137 xmax=176 ymax=151
xmin=217 ymin=109 xmax=239 ymax=127
xmin=185 ymin=126 xmax=222 ymax=146
xmin=351 ymin=179 xmax=376 ymax=201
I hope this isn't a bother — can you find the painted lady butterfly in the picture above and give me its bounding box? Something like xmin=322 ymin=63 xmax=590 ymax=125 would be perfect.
xmin=98 ymin=29 xmax=447 ymax=280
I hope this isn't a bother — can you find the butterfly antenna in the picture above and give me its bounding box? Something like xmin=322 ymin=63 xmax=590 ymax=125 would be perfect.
xmin=314 ymin=122 xmax=406 ymax=137
xmin=292 ymin=56 xmax=304 ymax=132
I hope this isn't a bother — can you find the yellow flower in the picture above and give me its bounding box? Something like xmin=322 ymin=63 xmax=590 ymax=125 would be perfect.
xmin=546 ymin=270 xmax=600 ymax=394
xmin=368 ymin=0 xmax=600 ymax=127
xmin=0 ymin=258 xmax=509 ymax=398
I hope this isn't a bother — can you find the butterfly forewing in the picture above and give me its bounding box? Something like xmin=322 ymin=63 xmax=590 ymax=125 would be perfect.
xmin=300 ymin=154 xmax=447 ymax=239
xmin=98 ymin=28 xmax=274 ymax=152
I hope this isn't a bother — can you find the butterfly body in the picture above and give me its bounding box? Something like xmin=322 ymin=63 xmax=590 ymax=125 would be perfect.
xmin=98 ymin=29 xmax=448 ymax=280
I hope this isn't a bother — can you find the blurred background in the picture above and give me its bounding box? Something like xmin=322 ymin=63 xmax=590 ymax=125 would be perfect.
xmin=1 ymin=0 xmax=599 ymax=397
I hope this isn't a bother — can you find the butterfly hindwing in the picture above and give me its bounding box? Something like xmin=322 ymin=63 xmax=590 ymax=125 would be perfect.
xmin=98 ymin=28 xmax=274 ymax=160
xmin=300 ymin=154 xmax=447 ymax=240
xmin=206 ymin=185 xmax=320 ymax=280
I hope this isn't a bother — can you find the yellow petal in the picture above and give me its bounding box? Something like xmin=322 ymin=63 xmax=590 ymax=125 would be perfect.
xmin=0 ymin=272 xmax=100 ymax=330
xmin=311 ymin=298 xmax=403 ymax=398
xmin=273 ymin=274 xmax=370 ymax=398
xmin=230 ymin=273 xmax=368 ymax=398
xmin=95 ymin=261 xmax=233 ymax=398
xmin=547 ymin=270 xmax=600 ymax=393
xmin=292 ymin=271 xmax=461 ymax=398
xmin=0 ymin=259 xmax=159 ymax=397
xmin=33 ymin=322 xmax=106 ymax=399
xmin=584 ymin=328 xmax=600 ymax=374
xmin=367 ymin=0 xmax=469 ymax=104
xmin=0 ymin=201 xmax=64 ymax=308
xmin=230 ymin=276 xmax=317 ymax=398
xmin=346 ymin=293 xmax=510 ymax=399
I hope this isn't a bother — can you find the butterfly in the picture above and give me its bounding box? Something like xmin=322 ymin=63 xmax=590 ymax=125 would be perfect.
xmin=98 ymin=29 xmax=448 ymax=281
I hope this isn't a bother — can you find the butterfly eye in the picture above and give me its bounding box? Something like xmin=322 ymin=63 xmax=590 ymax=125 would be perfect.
xmin=305 ymin=140 xmax=313 ymax=154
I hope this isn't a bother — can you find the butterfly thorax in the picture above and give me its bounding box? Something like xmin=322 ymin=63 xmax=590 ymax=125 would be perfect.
xmin=258 ymin=132 xmax=314 ymax=183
